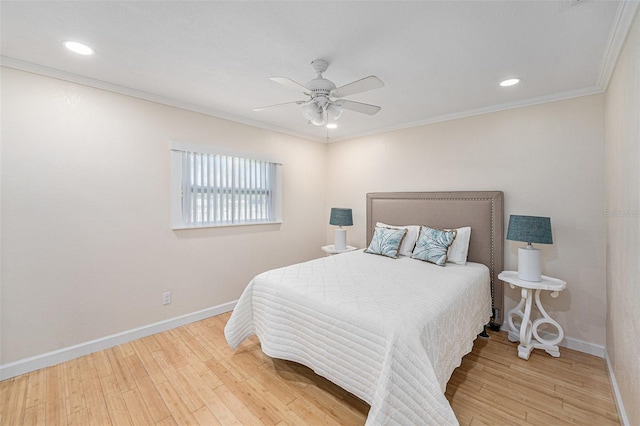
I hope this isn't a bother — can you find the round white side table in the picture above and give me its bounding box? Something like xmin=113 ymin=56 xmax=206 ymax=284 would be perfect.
xmin=321 ymin=245 xmax=358 ymax=255
xmin=499 ymin=271 xmax=566 ymax=360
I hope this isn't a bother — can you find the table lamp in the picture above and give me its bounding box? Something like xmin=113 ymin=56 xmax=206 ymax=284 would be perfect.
xmin=329 ymin=208 xmax=353 ymax=250
xmin=506 ymin=215 xmax=553 ymax=282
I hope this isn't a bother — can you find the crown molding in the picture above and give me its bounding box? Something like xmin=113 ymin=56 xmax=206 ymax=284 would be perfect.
xmin=597 ymin=0 xmax=640 ymax=91
xmin=0 ymin=56 xmax=321 ymax=143
xmin=0 ymin=42 xmax=622 ymax=145
xmin=327 ymin=86 xmax=604 ymax=143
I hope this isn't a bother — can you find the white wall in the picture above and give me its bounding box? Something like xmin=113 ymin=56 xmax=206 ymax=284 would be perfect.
xmin=0 ymin=65 xmax=612 ymax=371
xmin=0 ymin=67 xmax=327 ymax=364
xmin=326 ymin=94 xmax=606 ymax=348
xmin=605 ymin=8 xmax=640 ymax=425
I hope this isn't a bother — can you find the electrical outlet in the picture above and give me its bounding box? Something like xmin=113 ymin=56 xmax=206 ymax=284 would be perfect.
xmin=162 ymin=292 xmax=171 ymax=305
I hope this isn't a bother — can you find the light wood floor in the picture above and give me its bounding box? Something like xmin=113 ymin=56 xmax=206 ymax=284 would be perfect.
xmin=0 ymin=312 xmax=620 ymax=425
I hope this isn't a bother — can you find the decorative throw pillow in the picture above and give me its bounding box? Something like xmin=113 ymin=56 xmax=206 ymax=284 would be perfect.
xmin=365 ymin=227 xmax=407 ymax=259
xmin=447 ymin=226 xmax=471 ymax=265
xmin=376 ymin=222 xmax=420 ymax=256
xmin=412 ymin=226 xmax=457 ymax=266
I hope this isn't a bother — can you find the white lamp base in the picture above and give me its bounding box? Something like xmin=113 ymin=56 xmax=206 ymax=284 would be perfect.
xmin=518 ymin=246 xmax=542 ymax=282
xmin=334 ymin=228 xmax=347 ymax=250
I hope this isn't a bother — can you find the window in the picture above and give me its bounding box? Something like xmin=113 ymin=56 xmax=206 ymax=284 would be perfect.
xmin=171 ymin=141 xmax=282 ymax=229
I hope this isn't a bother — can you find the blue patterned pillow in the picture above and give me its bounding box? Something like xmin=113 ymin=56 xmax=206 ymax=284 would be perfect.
xmin=365 ymin=227 xmax=407 ymax=258
xmin=411 ymin=226 xmax=457 ymax=266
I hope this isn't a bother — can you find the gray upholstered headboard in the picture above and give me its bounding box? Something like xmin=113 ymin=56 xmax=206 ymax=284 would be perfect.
xmin=366 ymin=191 xmax=504 ymax=327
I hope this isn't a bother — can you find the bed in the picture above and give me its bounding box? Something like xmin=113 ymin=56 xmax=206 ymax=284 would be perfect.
xmin=225 ymin=191 xmax=504 ymax=425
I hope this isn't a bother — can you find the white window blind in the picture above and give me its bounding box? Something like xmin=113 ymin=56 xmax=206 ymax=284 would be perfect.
xmin=171 ymin=142 xmax=282 ymax=229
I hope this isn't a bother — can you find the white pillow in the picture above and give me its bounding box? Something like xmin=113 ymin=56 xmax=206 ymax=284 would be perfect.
xmin=447 ymin=226 xmax=471 ymax=265
xmin=376 ymin=222 xmax=420 ymax=257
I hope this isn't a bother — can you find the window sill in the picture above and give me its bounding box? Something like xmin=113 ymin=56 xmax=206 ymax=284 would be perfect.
xmin=172 ymin=221 xmax=282 ymax=230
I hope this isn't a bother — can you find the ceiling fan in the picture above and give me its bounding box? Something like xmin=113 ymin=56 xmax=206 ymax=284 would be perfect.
xmin=253 ymin=59 xmax=384 ymax=128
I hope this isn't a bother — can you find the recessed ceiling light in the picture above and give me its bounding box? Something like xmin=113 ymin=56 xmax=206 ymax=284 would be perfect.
xmin=63 ymin=41 xmax=94 ymax=55
xmin=500 ymin=78 xmax=522 ymax=87
xmin=326 ymin=123 xmax=338 ymax=129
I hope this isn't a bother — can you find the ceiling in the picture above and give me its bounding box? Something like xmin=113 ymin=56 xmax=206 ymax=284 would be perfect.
xmin=1 ymin=1 xmax=636 ymax=142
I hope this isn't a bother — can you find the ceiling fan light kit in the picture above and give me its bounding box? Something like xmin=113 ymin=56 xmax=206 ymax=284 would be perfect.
xmin=302 ymin=103 xmax=324 ymax=126
xmin=254 ymin=59 xmax=384 ymax=130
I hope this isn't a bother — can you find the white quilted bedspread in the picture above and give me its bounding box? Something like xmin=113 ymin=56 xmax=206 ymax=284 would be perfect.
xmin=225 ymin=250 xmax=491 ymax=425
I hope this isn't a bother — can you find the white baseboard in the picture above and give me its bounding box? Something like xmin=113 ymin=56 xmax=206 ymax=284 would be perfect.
xmin=0 ymin=300 xmax=237 ymax=380
xmin=605 ymin=350 xmax=630 ymax=426
xmin=560 ymin=335 xmax=606 ymax=358
xmin=499 ymin=323 xmax=605 ymax=358
xmin=497 ymin=324 xmax=631 ymax=423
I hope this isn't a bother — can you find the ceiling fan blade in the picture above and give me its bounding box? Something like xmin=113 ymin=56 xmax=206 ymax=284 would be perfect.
xmin=253 ymin=100 xmax=308 ymax=112
xmin=270 ymin=77 xmax=310 ymax=94
xmin=333 ymin=99 xmax=381 ymax=115
xmin=330 ymin=75 xmax=384 ymax=98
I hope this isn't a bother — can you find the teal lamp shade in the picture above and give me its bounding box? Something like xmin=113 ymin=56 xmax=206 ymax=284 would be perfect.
xmin=330 ymin=208 xmax=352 ymax=250
xmin=329 ymin=208 xmax=353 ymax=227
xmin=506 ymin=215 xmax=553 ymax=244
xmin=506 ymin=215 xmax=552 ymax=282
